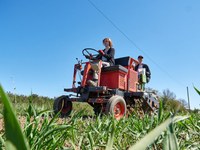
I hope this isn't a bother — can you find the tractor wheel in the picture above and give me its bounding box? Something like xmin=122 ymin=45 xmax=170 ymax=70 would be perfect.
xmin=93 ymin=104 xmax=106 ymax=116
xmin=106 ymin=96 xmax=126 ymax=120
xmin=53 ymin=96 xmax=72 ymax=117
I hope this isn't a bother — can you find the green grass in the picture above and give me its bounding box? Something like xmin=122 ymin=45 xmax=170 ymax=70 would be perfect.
xmin=0 ymin=92 xmax=94 ymax=118
xmin=0 ymin=85 xmax=30 ymax=149
xmin=0 ymin=84 xmax=199 ymax=149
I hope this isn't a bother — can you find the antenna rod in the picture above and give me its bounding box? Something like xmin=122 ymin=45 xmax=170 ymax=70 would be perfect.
xmin=187 ymin=86 xmax=191 ymax=111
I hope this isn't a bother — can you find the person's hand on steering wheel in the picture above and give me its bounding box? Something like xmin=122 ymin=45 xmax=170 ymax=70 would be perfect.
xmin=85 ymin=54 xmax=93 ymax=59
xmin=98 ymin=50 xmax=105 ymax=55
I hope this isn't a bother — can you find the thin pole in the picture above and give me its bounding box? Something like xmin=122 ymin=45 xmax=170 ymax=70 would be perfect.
xmin=187 ymin=86 xmax=191 ymax=111
xmin=11 ymin=76 xmax=16 ymax=103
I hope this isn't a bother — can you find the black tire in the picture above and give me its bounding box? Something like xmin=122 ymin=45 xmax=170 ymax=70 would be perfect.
xmin=106 ymin=96 xmax=126 ymax=120
xmin=93 ymin=104 xmax=105 ymax=116
xmin=53 ymin=96 xmax=72 ymax=117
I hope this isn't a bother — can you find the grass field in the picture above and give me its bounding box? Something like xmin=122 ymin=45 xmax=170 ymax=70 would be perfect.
xmin=0 ymin=85 xmax=199 ymax=150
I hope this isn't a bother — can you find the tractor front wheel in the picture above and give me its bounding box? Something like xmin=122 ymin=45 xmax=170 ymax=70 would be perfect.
xmin=53 ymin=96 xmax=72 ymax=117
xmin=106 ymin=96 xmax=126 ymax=120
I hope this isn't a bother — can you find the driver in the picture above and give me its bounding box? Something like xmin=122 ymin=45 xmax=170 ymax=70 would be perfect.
xmin=87 ymin=38 xmax=115 ymax=86
xmin=96 ymin=38 xmax=115 ymax=67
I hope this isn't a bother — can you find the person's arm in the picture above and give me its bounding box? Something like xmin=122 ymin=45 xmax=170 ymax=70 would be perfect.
xmin=135 ymin=64 xmax=139 ymax=71
xmin=144 ymin=64 xmax=151 ymax=77
xmin=103 ymin=48 xmax=115 ymax=59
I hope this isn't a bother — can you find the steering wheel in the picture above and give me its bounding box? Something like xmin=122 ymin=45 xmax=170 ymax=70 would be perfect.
xmin=82 ymin=48 xmax=99 ymax=60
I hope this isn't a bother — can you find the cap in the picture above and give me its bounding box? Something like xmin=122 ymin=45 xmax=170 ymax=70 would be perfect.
xmin=138 ymin=55 xmax=143 ymax=59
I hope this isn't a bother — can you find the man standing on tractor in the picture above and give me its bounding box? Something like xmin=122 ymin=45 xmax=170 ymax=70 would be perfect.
xmin=87 ymin=38 xmax=115 ymax=86
xmin=135 ymin=55 xmax=151 ymax=84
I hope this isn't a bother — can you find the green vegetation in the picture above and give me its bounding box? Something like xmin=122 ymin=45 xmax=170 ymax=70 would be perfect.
xmin=0 ymin=85 xmax=199 ymax=149
xmin=0 ymin=92 xmax=94 ymax=118
xmin=0 ymin=85 xmax=30 ymax=149
xmin=157 ymin=89 xmax=187 ymax=113
xmin=194 ymin=86 xmax=200 ymax=96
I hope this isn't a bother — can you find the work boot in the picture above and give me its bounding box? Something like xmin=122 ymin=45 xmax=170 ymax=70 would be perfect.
xmin=87 ymin=80 xmax=98 ymax=87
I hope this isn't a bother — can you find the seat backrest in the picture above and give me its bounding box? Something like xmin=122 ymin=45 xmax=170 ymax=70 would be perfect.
xmin=102 ymin=65 xmax=128 ymax=73
xmin=115 ymin=56 xmax=131 ymax=66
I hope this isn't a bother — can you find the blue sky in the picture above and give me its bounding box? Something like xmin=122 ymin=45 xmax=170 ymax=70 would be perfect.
xmin=0 ymin=0 xmax=199 ymax=109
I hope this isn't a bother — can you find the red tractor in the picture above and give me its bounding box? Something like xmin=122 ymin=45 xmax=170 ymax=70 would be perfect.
xmin=53 ymin=48 xmax=159 ymax=120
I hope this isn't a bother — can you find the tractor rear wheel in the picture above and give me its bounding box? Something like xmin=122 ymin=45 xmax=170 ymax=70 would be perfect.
xmin=53 ymin=96 xmax=72 ymax=117
xmin=106 ymin=96 xmax=126 ymax=120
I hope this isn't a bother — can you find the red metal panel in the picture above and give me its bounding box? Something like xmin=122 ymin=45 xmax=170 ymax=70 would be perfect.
xmin=128 ymin=69 xmax=138 ymax=92
xmin=81 ymin=62 xmax=92 ymax=86
xmin=100 ymin=70 xmax=127 ymax=90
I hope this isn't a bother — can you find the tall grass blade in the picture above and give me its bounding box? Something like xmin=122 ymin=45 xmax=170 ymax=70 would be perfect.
xmin=129 ymin=116 xmax=188 ymax=150
xmin=5 ymin=141 xmax=17 ymax=150
xmin=88 ymin=132 xmax=94 ymax=149
xmin=0 ymin=84 xmax=30 ymax=150
xmin=173 ymin=115 xmax=190 ymax=123
xmin=158 ymin=100 xmax=163 ymax=122
xmin=129 ymin=118 xmax=172 ymax=150
xmin=78 ymin=136 xmax=84 ymax=149
xmin=106 ymin=118 xmax=115 ymax=150
xmin=194 ymin=86 xmax=200 ymax=96
xmin=163 ymin=123 xmax=178 ymax=150
xmin=0 ymin=135 xmax=5 ymax=148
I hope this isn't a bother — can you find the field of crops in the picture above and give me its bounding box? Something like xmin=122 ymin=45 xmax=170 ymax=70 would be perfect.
xmin=0 ymin=85 xmax=200 ymax=150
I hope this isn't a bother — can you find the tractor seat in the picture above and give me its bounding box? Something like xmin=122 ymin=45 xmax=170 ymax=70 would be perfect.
xmin=102 ymin=65 xmax=128 ymax=73
xmin=115 ymin=56 xmax=131 ymax=66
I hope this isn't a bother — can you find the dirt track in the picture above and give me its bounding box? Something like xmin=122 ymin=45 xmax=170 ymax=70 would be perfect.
xmin=0 ymin=116 xmax=27 ymax=133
